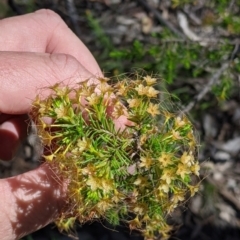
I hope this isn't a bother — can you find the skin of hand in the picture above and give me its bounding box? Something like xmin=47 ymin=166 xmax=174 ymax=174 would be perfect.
xmin=0 ymin=9 xmax=127 ymax=240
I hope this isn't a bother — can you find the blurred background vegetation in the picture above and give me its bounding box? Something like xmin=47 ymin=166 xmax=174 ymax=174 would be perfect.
xmin=1 ymin=0 xmax=239 ymax=109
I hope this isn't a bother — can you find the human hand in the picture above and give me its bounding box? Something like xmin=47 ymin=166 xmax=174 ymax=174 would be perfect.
xmin=0 ymin=9 xmax=103 ymax=240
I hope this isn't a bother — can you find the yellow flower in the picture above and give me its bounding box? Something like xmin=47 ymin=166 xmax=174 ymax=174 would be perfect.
xmin=133 ymin=204 xmax=146 ymax=215
xmin=146 ymin=86 xmax=160 ymax=98
xmin=80 ymin=84 xmax=96 ymax=96
xmin=115 ymin=81 xmax=127 ymax=96
xmin=98 ymin=77 xmax=110 ymax=83
xmin=43 ymin=153 xmax=55 ymax=162
xmin=142 ymin=214 xmax=150 ymax=222
xmin=147 ymin=103 xmax=160 ymax=117
xmin=97 ymin=199 xmax=112 ymax=212
xmin=98 ymin=82 xmax=112 ymax=94
xmin=86 ymin=176 xmax=100 ymax=191
xmin=131 ymin=189 xmax=139 ymax=202
xmin=86 ymin=93 xmax=101 ymax=105
xmin=50 ymin=85 xmax=70 ymax=96
xmin=187 ymin=130 xmax=195 ymax=140
xmin=163 ymin=111 xmax=174 ymax=124
xmin=76 ymin=137 xmax=90 ymax=152
xmin=112 ymin=191 xmax=121 ymax=203
xmin=143 ymin=75 xmax=157 ymax=85
xmin=55 ymin=104 xmax=68 ymax=119
xmin=143 ymin=230 xmax=155 ymax=240
xmin=146 ymin=126 xmax=159 ymax=134
xmin=176 ymin=163 xmax=190 ymax=179
xmin=139 ymin=155 xmax=153 ymax=169
xmin=180 ymin=151 xmax=194 ymax=166
xmin=188 ymin=140 xmax=197 ymax=150
xmin=35 ymin=97 xmax=48 ymax=114
xmin=171 ymin=192 xmax=185 ymax=204
xmin=167 ymin=202 xmax=178 ymax=214
xmin=42 ymin=131 xmax=57 ymax=146
xmin=129 ymin=216 xmax=142 ymax=230
xmin=127 ymin=98 xmax=141 ymax=108
xmin=161 ymin=169 xmax=174 ymax=184
xmin=172 ymin=130 xmax=182 ymax=140
xmin=101 ymin=179 xmax=114 ymax=193
xmin=134 ymin=176 xmax=149 ymax=188
xmin=158 ymin=153 xmax=172 ymax=167
xmin=191 ymin=163 xmax=200 ymax=176
xmin=57 ymin=217 xmax=76 ymax=232
xmin=158 ymin=182 xmax=170 ymax=193
xmin=174 ymin=116 xmax=187 ymax=128
xmin=135 ymin=84 xmax=148 ymax=96
xmin=140 ymin=134 xmax=147 ymax=145
xmin=188 ymin=185 xmax=199 ymax=197
xmin=112 ymin=103 xmax=125 ymax=119
xmin=187 ymin=131 xmax=197 ymax=149
xmin=81 ymin=164 xmax=95 ymax=175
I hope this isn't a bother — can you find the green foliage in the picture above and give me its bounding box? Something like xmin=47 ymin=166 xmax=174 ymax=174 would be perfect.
xmin=24 ymin=0 xmax=36 ymax=13
xmin=108 ymin=37 xmax=232 ymax=88
xmin=85 ymin=2 xmax=238 ymax=107
xmin=0 ymin=0 xmax=36 ymax=19
xmin=86 ymin=10 xmax=113 ymax=59
xmin=212 ymin=74 xmax=233 ymax=101
xmin=0 ymin=2 xmax=14 ymax=18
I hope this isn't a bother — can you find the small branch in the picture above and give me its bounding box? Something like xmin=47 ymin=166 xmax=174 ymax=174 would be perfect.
xmin=149 ymin=38 xmax=240 ymax=49
xmin=181 ymin=62 xmax=230 ymax=114
xmin=177 ymin=11 xmax=207 ymax=46
xmin=230 ymin=43 xmax=240 ymax=60
xmin=207 ymin=176 xmax=240 ymax=212
xmin=177 ymin=12 xmax=201 ymax=41
xmin=137 ymin=0 xmax=186 ymax=39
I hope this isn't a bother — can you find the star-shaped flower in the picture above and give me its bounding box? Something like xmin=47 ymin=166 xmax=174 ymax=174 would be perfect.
xmin=139 ymin=155 xmax=153 ymax=169
xmin=146 ymin=86 xmax=160 ymax=98
xmin=143 ymin=75 xmax=157 ymax=85
xmin=147 ymin=103 xmax=160 ymax=116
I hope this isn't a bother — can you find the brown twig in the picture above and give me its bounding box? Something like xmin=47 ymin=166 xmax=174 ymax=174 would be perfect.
xmin=137 ymin=0 xmax=186 ymax=39
xmin=207 ymin=176 xmax=240 ymax=212
xmin=181 ymin=62 xmax=230 ymax=114
xmin=157 ymin=38 xmax=240 ymax=45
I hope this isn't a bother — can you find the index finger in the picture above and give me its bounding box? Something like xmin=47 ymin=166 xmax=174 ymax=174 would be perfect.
xmin=0 ymin=9 xmax=102 ymax=76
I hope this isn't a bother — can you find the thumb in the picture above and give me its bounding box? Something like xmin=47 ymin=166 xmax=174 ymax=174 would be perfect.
xmin=0 ymin=51 xmax=94 ymax=160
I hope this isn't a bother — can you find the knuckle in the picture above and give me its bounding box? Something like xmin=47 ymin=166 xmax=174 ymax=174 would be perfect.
xmin=49 ymin=53 xmax=80 ymax=76
xmin=34 ymin=9 xmax=62 ymax=23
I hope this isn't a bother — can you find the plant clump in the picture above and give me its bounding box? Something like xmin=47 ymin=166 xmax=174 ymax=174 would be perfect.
xmin=30 ymin=75 xmax=200 ymax=240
